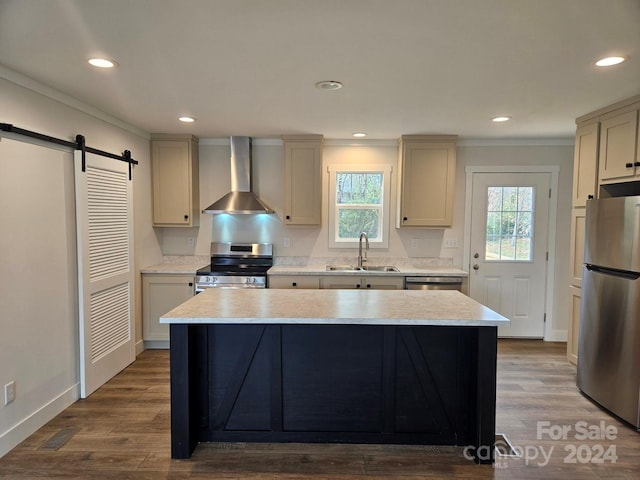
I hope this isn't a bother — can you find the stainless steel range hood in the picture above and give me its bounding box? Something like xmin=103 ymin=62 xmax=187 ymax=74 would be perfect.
xmin=202 ymin=136 xmax=274 ymax=214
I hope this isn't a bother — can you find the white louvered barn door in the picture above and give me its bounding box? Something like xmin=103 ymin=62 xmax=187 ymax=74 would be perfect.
xmin=74 ymin=150 xmax=134 ymax=398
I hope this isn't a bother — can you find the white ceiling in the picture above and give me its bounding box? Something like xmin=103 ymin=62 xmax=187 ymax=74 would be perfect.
xmin=0 ymin=0 xmax=639 ymax=140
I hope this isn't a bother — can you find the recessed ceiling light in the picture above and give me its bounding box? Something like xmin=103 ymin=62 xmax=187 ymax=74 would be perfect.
xmin=315 ymin=80 xmax=343 ymax=91
xmin=88 ymin=58 xmax=118 ymax=68
xmin=595 ymin=56 xmax=626 ymax=67
xmin=352 ymin=132 xmax=367 ymax=138
xmin=492 ymin=116 xmax=512 ymax=122
xmin=178 ymin=116 xmax=197 ymax=123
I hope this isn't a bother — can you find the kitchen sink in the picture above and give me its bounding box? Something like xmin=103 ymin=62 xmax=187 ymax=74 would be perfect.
xmin=361 ymin=265 xmax=399 ymax=272
xmin=326 ymin=265 xmax=399 ymax=272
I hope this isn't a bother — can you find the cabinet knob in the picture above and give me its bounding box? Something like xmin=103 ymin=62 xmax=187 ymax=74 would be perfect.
xmin=292 ymin=282 xmax=297 ymax=287
xmin=184 ymin=214 xmax=189 ymax=220
xmin=188 ymin=282 xmax=193 ymax=287
xmin=356 ymin=284 xmax=361 ymax=288
xmin=635 ymin=162 xmax=640 ymax=167
xmin=366 ymin=284 xmax=372 ymax=288
xmin=626 ymin=163 xmax=633 ymax=168
xmin=588 ymin=194 xmax=594 ymax=200
xmin=286 ymin=215 xmax=291 ymax=220
xmin=403 ymin=217 xmax=408 ymax=222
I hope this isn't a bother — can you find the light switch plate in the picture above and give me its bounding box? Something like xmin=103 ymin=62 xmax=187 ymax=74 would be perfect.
xmin=4 ymin=381 xmax=15 ymax=406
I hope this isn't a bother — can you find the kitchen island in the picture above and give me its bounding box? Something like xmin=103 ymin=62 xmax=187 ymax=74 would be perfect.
xmin=160 ymin=288 xmax=508 ymax=464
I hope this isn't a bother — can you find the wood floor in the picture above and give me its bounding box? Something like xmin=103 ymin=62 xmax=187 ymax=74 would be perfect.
xmin=1 ymin=339 xmax=638 ymax=479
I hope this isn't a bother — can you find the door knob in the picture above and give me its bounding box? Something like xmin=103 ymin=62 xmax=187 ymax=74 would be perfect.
xmin=473 ymin=264 xmax=480 ymax=270
xmin=473 ymin=252 xmax=479 ymax=259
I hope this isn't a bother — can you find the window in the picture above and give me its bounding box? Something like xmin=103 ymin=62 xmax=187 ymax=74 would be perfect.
xmin=328 ymin=165 xmax=391 ymax=248
xmin=485 ymin=186 xmax=534 ymax=261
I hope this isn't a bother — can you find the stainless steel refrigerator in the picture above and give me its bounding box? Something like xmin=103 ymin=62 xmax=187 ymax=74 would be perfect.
xmin=578 ymin=195 xmax=640 ymax=430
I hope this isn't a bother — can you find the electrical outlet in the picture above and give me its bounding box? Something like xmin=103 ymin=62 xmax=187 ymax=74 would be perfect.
xmin=411 ymin=238 xmax=419 ymax=249
xmin=187 ymin=237 xmax=195 ymax=247
xmin=4 ymin=381 xmax=15 ymax=406
xmin=444 ymin=239 xmax=458 ymax=248
xmin=283 ymin=237 xmax=290 ymax=248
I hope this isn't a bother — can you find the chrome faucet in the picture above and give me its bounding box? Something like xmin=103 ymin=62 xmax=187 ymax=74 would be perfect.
xmin=357 ymin=232 xmax=369 ymax=269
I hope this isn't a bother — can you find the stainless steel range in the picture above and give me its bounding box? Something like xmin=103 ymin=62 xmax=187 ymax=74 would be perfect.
xmin=195 ymin=242 xmax=273 ymax=292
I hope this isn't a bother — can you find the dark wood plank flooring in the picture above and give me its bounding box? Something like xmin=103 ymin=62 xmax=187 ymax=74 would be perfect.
xmin=1 ymin=339 xmax=638 ymax=479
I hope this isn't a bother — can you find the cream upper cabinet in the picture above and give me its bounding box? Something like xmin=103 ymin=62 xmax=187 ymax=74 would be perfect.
xmin=282 ymin=135 xmax=323 ymax=225
xmin=598 ymin=105 xmax=639 ymax=183
xmin=396 ymin=135 xmax=457 ymax=228
xmin=151 ymin=134 xmax=199 ymax=227
xmin=572 ymin=121 xmax=599 ymax=207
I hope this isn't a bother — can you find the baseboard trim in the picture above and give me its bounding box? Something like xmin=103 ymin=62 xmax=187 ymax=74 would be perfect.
xmin=545 ymin=329 xmax=567 ymax=342
xmin=135 ymin=339 xmax=145 ymax=356
xmin=143 ymin=340 xmax=169 ymax=350
xmin=0 ymin=383 xmax=80 ymax=458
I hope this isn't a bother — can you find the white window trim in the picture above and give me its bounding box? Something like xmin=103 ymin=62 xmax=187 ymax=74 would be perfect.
xmin=327 ymin=164 xmax=392 ymax=249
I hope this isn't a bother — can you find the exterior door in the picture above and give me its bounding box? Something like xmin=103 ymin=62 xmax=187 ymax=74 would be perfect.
xmin=469 ymin=172 xmax=551 ymax=338
xmin=75 ymin=150 xmax=135 ymax=397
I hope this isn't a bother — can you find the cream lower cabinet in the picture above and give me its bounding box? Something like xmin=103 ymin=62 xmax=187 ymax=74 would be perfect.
xmin=142 ymin=274 xmax=195 ymax=346
xmin=567 ymin=285 xmax=581 ymax=365
xmin=268 ymin=275 xmax=321 ymax=289
xmin=322 ymin=275 xmax=404 ymax=290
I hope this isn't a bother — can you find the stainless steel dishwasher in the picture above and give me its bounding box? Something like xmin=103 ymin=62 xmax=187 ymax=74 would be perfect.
xmin=405 ymin=276 xmax=464 ymax=291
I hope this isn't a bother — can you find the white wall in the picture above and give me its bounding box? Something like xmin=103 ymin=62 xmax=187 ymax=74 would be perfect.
xmin=0 ymin=71 xmax=160 ymax=457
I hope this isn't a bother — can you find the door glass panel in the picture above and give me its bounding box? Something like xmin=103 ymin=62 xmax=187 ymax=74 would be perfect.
xmin=486 ymin=186 xmax=534 ymax=261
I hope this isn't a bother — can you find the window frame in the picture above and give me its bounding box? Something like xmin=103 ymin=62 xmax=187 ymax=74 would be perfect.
xmin=327 ymin=164 xmax=392 ymax=249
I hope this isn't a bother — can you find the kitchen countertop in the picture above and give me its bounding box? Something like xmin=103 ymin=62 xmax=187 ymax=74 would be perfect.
xmin=160 ymin=288 xmax=507 ymax=326
xmin=140 ymin=263 xmax=208 ymax=274
xmin=141 ymin=260 xmax=467 ymax=277
xmin=267 ymin=264 xmax=468 ymax=277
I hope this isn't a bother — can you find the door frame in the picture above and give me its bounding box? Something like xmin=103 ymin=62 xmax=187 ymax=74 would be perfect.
xmin=463 ymin=165 xmax=560 ymax=341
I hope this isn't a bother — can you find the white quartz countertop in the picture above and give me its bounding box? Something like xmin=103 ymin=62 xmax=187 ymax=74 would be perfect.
xmin=160 ymin=288 xmax=508 ymax=327
xmin=141 ymin=263 xmax=208 ymax=274
xmin=267 ymin=264 xmax=468 ymax=277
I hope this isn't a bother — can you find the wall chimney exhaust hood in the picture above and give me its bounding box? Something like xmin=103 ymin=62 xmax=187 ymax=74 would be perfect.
xmin=202 ymin=136 xmax=274 ymax=214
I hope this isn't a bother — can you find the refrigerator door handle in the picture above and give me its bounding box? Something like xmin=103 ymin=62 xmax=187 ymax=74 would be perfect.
xmin=585 ymin=264 xmax=640 ymax=280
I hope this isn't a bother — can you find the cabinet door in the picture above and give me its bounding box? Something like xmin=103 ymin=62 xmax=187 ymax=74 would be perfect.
xmin=569 ymin=209 xmax=586 ymax=287
xmin=269 ymin=276 xmax=321 ymax=289
xmin=398 ymin=138 xmax=456 ymax=227
xmin=598 ymin=108 xmax=639 ymax=182
xmin=567 ymin=285 xmax=581 ymax=366
xmin=572 ymin=122 xmax=599 ymax=207
xmin=362 ymin=277 xmax=404 ymax=290
xmin=283 ymin=136 xmax=322 ymax=225
xmin=143 ymin=275 xmax=194 ymax=344
xmin=152 ymin=136 xmax=199 ymax=226
xmin=323 ymin=275 xmax=361 ymax=289
xmin=322 ymin=275 xmax=404 ymax=289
